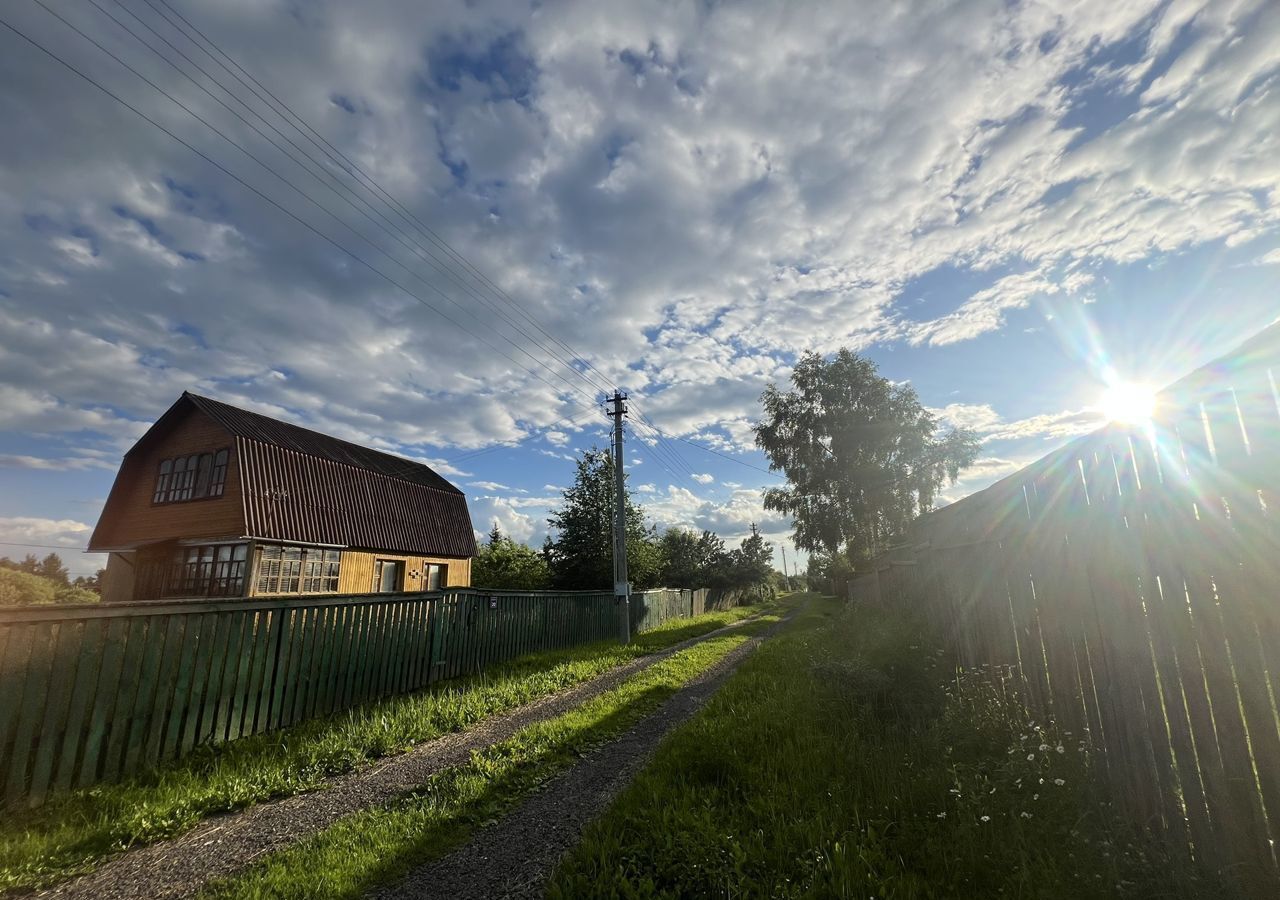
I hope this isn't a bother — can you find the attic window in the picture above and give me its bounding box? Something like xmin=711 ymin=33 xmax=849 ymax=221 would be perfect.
xmin=153 ymin=449 xmax=230 ymax=503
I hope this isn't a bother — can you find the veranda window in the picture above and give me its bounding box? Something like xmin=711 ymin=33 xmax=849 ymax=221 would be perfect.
xmin=256 ymin=544 xmax=341 ymax=595
xmin=163 ymin=543 xmax=248 ymax=597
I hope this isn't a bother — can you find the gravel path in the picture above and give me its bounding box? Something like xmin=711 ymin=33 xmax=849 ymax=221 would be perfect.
xmin=372 ymin=608 xmax=798 ymax=900
xmin=35 ymin=613 xmax=773 ymax=900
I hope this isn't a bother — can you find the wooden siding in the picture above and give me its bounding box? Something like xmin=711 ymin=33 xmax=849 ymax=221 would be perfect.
xmin=334 ymin=551 xmax=471 ymax=594
xmin=100 ymin=553 xmax=136 ymax=605
xmin=89 ymin=411 xmax=244 ymax=551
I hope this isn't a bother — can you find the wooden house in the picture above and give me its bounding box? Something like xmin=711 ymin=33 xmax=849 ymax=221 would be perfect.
xmin=88 ymin=392 xmax=476 ymax=603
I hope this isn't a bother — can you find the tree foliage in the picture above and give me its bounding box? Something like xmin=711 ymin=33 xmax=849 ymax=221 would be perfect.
xmin=755 ymin=349 xmax=980 ymax=562
xmin=472 ymin=526 xmax=552 ymax=590
xmin=657 ymin=524 xmax=773 ymax=592
xmin=0 ymin=559 xmax=99 ymax=606
xmin=546 ymin=448 xmax=663 ymax=591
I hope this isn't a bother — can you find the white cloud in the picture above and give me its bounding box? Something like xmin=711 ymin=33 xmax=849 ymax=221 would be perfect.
xmin=691 ymin=472 xmax=714 ymax=484
xmin=0 ymin=517 xmax=104 ymax=578
xmin=1 ymin=0 xmax=1277 ymax=514
xmin=932 ymin=402 xmax=1104 ymax=443
xmin=0 ymin=454 xmax=115 ymax=471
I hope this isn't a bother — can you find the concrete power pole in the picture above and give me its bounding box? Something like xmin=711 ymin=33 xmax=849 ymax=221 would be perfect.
xmin=607 ymin=391 xmax=631 ymax=644
xmin=781 ymin=543 xmax=790 ymax=584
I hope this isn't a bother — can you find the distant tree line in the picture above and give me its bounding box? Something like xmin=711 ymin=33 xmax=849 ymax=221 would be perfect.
xmin=472 ymin=448 xmax=777 ymax=595
xmin=0 ymin=553 xmax=102 ymax=606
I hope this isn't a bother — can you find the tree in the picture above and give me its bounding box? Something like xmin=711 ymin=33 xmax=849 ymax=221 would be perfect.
xmin=546 ymin=448 xmax=663 ymax=590
xmin=38 ymin=553 xmax=69 ymax=585
xmin=728 ymin=523 xmax=774 ymax=588
xmin=657 ymin=527 xmax=726 ymax=589
xmin=72 ymin=568 xmax=106 ymax=594
xmin=756 ymin=349 xmax=980 ymax=564
xmin=472 ymin=525 xmax=551 ymax=590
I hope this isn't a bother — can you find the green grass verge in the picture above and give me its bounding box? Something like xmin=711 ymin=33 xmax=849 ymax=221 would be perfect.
xmin=548 ymin=598 xmax=1205 ymax=899
xmin=0 ymin=601 xmax=774 ymax=893
xmin=200 ymin=609 xmax=790 ymax=900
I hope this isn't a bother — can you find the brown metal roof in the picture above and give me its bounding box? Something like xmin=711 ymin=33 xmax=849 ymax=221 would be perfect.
xmin=237 ymin=438 xmax=477 ymax=557
xmin=181 ymin=392 xmax=462 ymax=495
xmin=95 ymin=392 xmax=476 ymax=558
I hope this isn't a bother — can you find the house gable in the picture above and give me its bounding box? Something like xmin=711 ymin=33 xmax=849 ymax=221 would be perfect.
xmin=88 ymin=397 xmax=245 ymax=551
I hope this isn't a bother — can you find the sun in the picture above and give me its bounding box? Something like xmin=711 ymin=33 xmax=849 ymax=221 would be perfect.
xmin=1101 ymin=381 xmax=1157 ymax=424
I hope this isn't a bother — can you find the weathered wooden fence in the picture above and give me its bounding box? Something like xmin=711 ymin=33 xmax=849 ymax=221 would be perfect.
xmin=850 ymin=325 xmax=1280 ymax=895
xmin=0 ymin=585 xmax=733 ymax=809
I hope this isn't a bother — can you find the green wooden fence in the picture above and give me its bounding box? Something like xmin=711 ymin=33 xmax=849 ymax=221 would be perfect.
xmin=0 ymin=586 xmax=718 ymax=809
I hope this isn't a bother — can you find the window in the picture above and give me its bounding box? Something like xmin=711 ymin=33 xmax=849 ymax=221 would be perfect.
xmin=425 ymin=563 xmax=447 ymax=591
xmin=163 ymin=543 xmax=247 ymax=598
xmin=153 ymin=459 xmax=173 ymax=503
xmin=256 ymin=544 xmax=341 ymax=595
xmin=152 ymin=448 xmax=230 ymax=504
xmin=374 ymin=559 xmax=403 ymax=593
xmin=208 ymin=449 xmax=229 ymax=497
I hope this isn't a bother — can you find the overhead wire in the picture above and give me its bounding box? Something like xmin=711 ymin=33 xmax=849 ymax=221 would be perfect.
xmin=98 ymin=0 xmax=614 ymax=406
xmin=6 ymin=7 xmax=609 ymax=423
xmin=12 ymin=2 xmax=779 ymax=492
xmin=37 ymin=0 xmax=603 ymax=415
xmin=139 ymin=0 xmax=620 ymax=401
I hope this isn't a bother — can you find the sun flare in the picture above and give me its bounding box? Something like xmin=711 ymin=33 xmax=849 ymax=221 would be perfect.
xmin=1101 ymin=381 xmax=1157 ymax=424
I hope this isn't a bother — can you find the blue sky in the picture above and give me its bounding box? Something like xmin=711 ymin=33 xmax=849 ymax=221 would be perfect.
xmin=1 ymin=0 xmax=1278 ymax=576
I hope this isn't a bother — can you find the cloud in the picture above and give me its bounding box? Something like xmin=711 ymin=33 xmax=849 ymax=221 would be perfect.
xmin=932 ymin=403 xmax=1104 ymax=443
xmin=691 ymin=473 xmax=714 ymax=484
xmin=0 ymin=516 xmax=104 ymax=577
xmin=908 ymin=273 xmax=1060 ymax=347
xmin=1 ymin=0 xmax=1277 ymax=504
xmin=0 ymin=454 xmax=115 ymax=471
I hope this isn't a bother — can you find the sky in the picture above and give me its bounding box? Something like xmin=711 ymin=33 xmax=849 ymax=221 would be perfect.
xmin=1 ymin=0 xmax=1278 ymax=578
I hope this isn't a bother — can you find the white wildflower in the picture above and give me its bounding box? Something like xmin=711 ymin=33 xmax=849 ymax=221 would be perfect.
xmin=980 ymin=815 xmax=991 ymax=823
xmin=1054 ymin=778 xmax=1066 ymax=786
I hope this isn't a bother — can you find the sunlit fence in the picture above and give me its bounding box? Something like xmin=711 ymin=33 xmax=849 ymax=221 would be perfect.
xmin=850 ymin=325 xmax=1280 ymax=894
xmin=0 ymin=585 xmax=742 ymax=809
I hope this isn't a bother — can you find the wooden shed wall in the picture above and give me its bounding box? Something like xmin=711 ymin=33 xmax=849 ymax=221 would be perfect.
xmin=334 ymin=551 xmax=471 ymax=594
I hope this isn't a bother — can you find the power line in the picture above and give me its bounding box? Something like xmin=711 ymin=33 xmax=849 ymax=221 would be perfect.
xmin=639 ymin=422 xmax=786 ymax=479
xmin=444 ymin=404 xmax=604 ymax=465
xmin=0 ymin=542 xmax=92 ymax=553
xmin=97 ymin=0 xmax=613 ymax=407
xmin=31 ymin=0 xmax=603 ymax=414
xmin=142 ymin=0 xmax=618 ymax=401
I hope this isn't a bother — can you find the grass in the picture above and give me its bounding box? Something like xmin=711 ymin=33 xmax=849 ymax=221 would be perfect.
xmin=548 ymin=597 xmax=1205 ymax=899
xmin=0 ymin=600 xmax=772 ymax=893
xmin=200 ymin=606 xmax=792 ymax=900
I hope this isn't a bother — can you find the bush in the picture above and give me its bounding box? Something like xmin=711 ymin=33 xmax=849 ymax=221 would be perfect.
xmin=0 ymin=568 xmax=100 ymax=606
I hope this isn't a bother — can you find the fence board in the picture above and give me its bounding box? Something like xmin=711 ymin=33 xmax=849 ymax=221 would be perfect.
xmin=850 ymin=326 xmax=1280 ymax=895
xmin=0 ymin=583 xmax=740 ymax=808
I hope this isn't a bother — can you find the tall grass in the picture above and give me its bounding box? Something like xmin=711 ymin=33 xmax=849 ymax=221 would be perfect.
xmin=0 ymin=601 xmax=771 ymax=893
xmin=549 ymin=599 xmax=1204 ymax=898
xmin=201 ymin=613 xmax=787 ymax=900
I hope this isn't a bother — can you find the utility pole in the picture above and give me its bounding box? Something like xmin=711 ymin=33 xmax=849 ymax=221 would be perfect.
xmin=781 ymin=543 xmax=790 ymax=582
xmin=607 ymin=391 xmax=631 ymax=644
